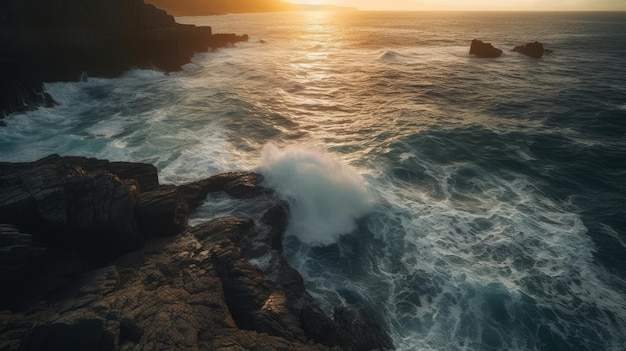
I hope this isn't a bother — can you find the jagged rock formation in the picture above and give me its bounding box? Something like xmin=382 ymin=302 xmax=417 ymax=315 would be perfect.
xmin=512 ymin=41 xmax=550 ymax=58
xmin=469 ymin=39 xmax=503 ymax=58
xmin=0 ymin=155 xmax=393 ymax=351
xmin=0 ymin=0 xmax=248 ymax=118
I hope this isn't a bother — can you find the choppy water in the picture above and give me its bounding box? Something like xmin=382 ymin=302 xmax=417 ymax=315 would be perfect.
xmin=2 ymin=11 xmax=626 ymax=351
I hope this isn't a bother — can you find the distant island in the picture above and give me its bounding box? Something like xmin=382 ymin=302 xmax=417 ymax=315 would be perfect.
xmin=145 ymin=0 xmax=357 ymax=16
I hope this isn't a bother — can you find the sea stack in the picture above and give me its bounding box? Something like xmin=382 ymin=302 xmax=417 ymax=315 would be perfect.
xmin=469 ymin=39 xmax=503 ymax=58
xmin=512 ymin=41 xmax=546 ymax=58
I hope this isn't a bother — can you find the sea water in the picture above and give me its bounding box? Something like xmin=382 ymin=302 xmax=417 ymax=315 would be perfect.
xmin=1 ymin=11 xmax=625 ymax=351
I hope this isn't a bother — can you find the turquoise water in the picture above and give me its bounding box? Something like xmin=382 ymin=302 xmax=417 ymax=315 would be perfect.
xmin=1 ymin=11 xmax=625 ymax=351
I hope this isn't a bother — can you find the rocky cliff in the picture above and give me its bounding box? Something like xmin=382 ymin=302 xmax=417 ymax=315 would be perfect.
xmin=0 ymin=0 xmax=248 ymax=118
xmin=0 ymin=155 xmax=393 ymax=351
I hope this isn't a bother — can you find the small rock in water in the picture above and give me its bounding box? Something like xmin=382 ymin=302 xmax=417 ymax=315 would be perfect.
xmin=469 ymin=39 xmax=503 ymax=58
xmin=512 ymin=41 xmax=546 ymax=58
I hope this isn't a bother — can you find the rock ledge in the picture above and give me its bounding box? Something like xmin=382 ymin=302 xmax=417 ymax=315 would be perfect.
xmin=0 ymin=155 xmax=393 ymax=351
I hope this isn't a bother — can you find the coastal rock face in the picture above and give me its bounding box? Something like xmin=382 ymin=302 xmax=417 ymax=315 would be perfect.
xmin=0 ymin=62 xmax=56 ymax=120
xmin=512 ymin=41 xmax=546 ymax=58
xmin=469 ymin=39 xmax=503 ymax=58
xmin=0 ymin=0 xmax=248 ymax=118
xmin=0 ymin=225 xmax=47 ymax=301
xmin=0 ymin=155 xmax=393 ymax=351
xmin=0 ymin=155 xmax=146 ymax=259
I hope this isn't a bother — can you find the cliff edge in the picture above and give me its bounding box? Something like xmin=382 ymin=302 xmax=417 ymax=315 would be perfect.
xmin=0 ymin=155 xmax=393 ymax=351
xmin=0 ymin=0 xmax=248 ymax=118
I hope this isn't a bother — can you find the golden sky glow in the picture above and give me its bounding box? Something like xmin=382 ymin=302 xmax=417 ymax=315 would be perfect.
xmin=288 ymin=0 xmax=626 ymax=11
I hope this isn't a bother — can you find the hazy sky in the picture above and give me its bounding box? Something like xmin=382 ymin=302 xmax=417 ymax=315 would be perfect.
xmin=290 ymin=0 xmax=626 ymax=11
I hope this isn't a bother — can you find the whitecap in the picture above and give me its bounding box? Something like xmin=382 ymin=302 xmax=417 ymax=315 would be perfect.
xmin=256 ymin=143 xmax=374 ymax=246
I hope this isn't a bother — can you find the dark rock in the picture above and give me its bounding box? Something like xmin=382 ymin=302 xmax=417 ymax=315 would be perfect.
xmin=0 ymin=161 xmax=142 ymax=259
xmin=211 ymin=33 xmax=250 ymax=48
xmin=0 ymin=155 xmax=394 ymax=351
xmin=0 ymin=50 xmax=58 ymax=119
xmin=512 ymin=41 xmax=546 ymax=58
xmin=193 ymin=213 xmax=394 ymax=351
xmin=334 ymin=307 xmax=395 ymax=351
xmin=0 ymin=225 xmax=45 ymax=266
xmin=120 ymin=317 xmax=143 ymax=343
xmin=2 ymin=213 xmax=336 ymax=350
xmin=301 ymin=304 xmax=336 ymax=344
xmin=260 ymin=201 xmax=289 ymax=233
xmin=191 ymin=216 xmax=254 ymax=241
xmin=178 ymin=172 xmax=265 ymax=210
xmin=176 ymin=179 xmax=215 ymax=210
xmin=30 ymin=154 xmax=160 ymax=192
xmin=223 ymin=172 xmax=264 ymax=198
xmin=2 ymin=0 xmax=204 ymax=81
xmin=3 ymin=169 xmax=138 ymax=253
xmin=135 ymin=185 xmax=189 ymax=238
xmin=0 ymin=155 xmax=158 ymax=261
xmin=0 ymin=156 xmax=267 ymax=258
xmin=194 ymin=216 xmax=312 ymax=343
xmin=260 ymin=201 xmax=289 ymax=252
xmin=206 ymin=172 xmax=264 ymax=198
xmin=19 ymin=318 xmax=116 ymax=351
xmin=0 ymin=224 xmax=48 ymax=309
xmin=469 ymin=39 xmax=503 ymax=58
xmin=93 ymin=161 xmax=159 ymax=193
xmin=0 ymin=0 xmax=249 ymax=118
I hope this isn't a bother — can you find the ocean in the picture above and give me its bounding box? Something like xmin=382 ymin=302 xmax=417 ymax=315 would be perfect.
xmin=1 ymin=11 xmax=625 ymax=351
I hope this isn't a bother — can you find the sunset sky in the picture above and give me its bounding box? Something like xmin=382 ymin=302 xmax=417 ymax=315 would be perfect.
xmin=289 ymin=0 xmax=626 ymax=11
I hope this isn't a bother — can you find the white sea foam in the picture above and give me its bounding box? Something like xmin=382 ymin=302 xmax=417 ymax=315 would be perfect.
xmin=257 ymin=144 xmax=374 ymax=246
xmin=368 ymin=160 xmax=626 ymax=350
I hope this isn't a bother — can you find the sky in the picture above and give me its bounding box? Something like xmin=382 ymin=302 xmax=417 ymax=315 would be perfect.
xmin=289 ymin=0 xmax=626 ymax=11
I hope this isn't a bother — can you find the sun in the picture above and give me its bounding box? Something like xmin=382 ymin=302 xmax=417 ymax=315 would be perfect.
xmin=293 ymin=0 xmax=326 ymax=4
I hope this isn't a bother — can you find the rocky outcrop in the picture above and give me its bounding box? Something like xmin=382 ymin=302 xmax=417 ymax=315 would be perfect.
xmin=0 ymin=155 xmax=164 ymax=256
xmin=0 ymin=225 xmax=47 ymax=303
xmin=0 ymin=155 xmax=393 ymax=351
xmin=512 ymin=41 xmax=550 ymax=58
xmin=0 ymin=0 xmax=248 ymax=118
xmin=19 ymin=318 xmax=117 ymax=351
xmin=0 ymin=55 xmax=56 ymax=119
xmin=469 ymin=39 xmax=503 ymax=58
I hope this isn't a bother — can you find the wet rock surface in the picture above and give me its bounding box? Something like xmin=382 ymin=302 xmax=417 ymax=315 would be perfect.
xmin=0 ymin=155 xmax=393 ymax=351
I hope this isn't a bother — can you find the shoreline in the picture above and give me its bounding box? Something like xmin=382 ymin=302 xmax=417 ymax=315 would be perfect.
xmin=0 ymin=0 xmax=248 ymax=119
xmin=0 ymin=155 xmax=393 ymax=350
